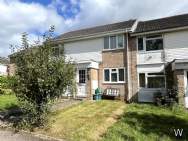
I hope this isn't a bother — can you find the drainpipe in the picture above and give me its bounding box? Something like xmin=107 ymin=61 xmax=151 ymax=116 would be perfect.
xmin=126 ymin=31 xmax=131 ymax=102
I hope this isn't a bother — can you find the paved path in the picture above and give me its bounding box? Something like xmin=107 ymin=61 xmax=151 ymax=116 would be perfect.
xmin=0 ymin=130 xmax=63 ymax=141
xmin=51 ymin=99 xmax=81 ymax=111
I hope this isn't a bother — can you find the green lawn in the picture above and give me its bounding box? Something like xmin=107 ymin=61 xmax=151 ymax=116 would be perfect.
xmin=0 ymin=94 xmax=18 ymax=111
xmin=1 ymin=93 xmax=187 ymax=141
xmin=37 ymin=100 xmax=125 ymax=141
xmin=102 ymin=103 xmax=188 ymax=141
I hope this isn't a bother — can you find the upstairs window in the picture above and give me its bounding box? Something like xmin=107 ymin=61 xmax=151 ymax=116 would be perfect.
xmin=118 ymin=35 xmax=124 ymax=48
xmin=52 ymin=47 xmax=60 ymax=57
xmin=146 ymin=35 xmax=163 ymax=51
xmin=137 ymin=35 xmax=163 ymax=51
xmin=104 ymin=37 xmax=109 ymax=49
xmin=52 ymin=44 xmax=64 ymax=57
xmin=110 ymin=36 xmax=116 ymax=49
xmin=138 ymin=38 xmax=144 ymax=51
xmin=104 ymin=34 xmax=125 ymax=50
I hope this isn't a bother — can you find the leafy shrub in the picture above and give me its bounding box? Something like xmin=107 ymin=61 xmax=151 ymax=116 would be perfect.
xmin=154 ymin=88 xmax=179 ymax=107
xmin=0 ymin=76 xmax=8 ymax=89
xmin=11 ymin=27 xmax=76 ymax=129
xmin=0 ymin=76 xmax=16 ymax=89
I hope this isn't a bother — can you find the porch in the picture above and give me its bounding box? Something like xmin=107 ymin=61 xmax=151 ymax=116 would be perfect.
xmin=63 ymin=60 xmax=99 ymax=100
xmin=171 ymin=59 xmax=188 ymax=104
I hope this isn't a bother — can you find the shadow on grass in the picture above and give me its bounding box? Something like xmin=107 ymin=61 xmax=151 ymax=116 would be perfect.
xmin=122 ymin=111 xmax=188 ymax=140
xmin=0 ymin=104 xmax=22 ymax=124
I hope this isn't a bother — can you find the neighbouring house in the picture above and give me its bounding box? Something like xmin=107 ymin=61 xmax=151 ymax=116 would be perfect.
xmin=0 ymin=57 xmax=9 ymax=76
xmin=9 ymin=13 xmax=188 ymax=104
xmin=132 ymin=13 xmax=188 ymax=103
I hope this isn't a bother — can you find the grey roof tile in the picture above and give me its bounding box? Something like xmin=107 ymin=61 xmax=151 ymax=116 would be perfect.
xmin=56 ymin=20 xmax=136 ymax=40
xmin=135 ymin=13 xmax=188 ymax=33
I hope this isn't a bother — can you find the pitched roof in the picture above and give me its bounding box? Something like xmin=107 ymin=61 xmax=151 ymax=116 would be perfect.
xmin=56 ymin=20 xmax=136 ymax=40
xmin=0 ymin=57 xmax=9 ymax=65
xmin=135 ymin=13 xmax=188 ymax=33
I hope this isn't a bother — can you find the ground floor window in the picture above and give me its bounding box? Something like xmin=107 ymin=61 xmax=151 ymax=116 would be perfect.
xmin=104 ymin=68 xmax=126 ymax=83
xmin=139 ymin=72 xmax=165 ymax=88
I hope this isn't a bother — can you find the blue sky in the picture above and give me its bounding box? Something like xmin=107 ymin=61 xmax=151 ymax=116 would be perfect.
xmin=1 ymin=0 xmax=188 ymax=57
xmin=21 ymin=0 xmax=80 ymax=19
xmin=21 ymin=0 xmax=52 ymax=5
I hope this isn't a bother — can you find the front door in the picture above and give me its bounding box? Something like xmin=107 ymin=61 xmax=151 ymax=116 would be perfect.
xmin=77 ymin=69 xmax=87 ymax=97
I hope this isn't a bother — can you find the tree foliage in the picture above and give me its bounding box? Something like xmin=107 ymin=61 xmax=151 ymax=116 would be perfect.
xmin=11 ymin=26 xmax=76 ymax=128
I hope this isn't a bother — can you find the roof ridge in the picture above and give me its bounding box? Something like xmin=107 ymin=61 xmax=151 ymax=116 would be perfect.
xmin=139 ymin=13 xmax=188 ymax=23
xmin=135 ymin=13 xmax=188 ymax=33
xmin=64 ymin=19 xmax=136 ymax=34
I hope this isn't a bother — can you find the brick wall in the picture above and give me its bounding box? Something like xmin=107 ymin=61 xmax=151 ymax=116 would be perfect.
xmin=128 ymin=35 xmax=138 ymax=102
xmin=7 ymin=64 xmax=16 ymax=76
xmin=99 ymin=48 xmax=128 ymax=101
xmin=174 ymin=70 xmax=185 ymax=105
xmin=86 ymin=68 xmax=98 ymax=99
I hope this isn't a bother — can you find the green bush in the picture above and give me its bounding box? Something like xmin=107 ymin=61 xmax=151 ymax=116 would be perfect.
xmin=11 ymin=27 xmax=76 ymax=129
xmin=0 ymin=76 xmax=15 ymax=90
xmin=0 ymin=76 xmax=8 ymax=89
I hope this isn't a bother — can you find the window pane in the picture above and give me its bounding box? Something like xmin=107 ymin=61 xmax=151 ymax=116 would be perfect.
xmin=138 ymin=38 xmax=144 ymax=51
xmin=147 ymin=77 xmax=165 ymax=88
xmin=119 ymin=69 xmax=124 ymax=81
xmin=104 ymin=37 xmax=109 ymax=49
xmin=112 ymin=69 xmax=117 ymax=72
xmin=111 ymin=73 xmax=117 ymax=82
xmin=118 ymin=35 xmax=123 ymax=48
xmin=139 ymin=73 xmax=145 ymax=87
xmin=110 ymin=36 xmax=116 ymax=49
xmin=79 ymin=70 xmax=86 ymax=83
xmin=104 ymin=69 xmax=110 ymax=81
xmin=146 ymin=38 xmax=163 ymax=51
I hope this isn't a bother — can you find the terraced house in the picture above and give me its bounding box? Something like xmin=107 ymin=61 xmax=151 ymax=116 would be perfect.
xmin=10 ymin=13 xmax=188 ymax=104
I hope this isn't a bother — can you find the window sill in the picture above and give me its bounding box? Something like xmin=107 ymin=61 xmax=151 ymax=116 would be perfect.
xmin=102 ymin=48 xmax=125 ymax=52
xmin=138 ymin=50 xmax=163 ymax=54
xmin=139 ymin=87 xmax=166 ymax=90
xmin=103 ymin=82 xmax=126 ymax=84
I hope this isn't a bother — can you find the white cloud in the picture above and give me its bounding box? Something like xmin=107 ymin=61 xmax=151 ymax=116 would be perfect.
xmin=1 ymin=0 xmax=188 ymax=57
xmin=67 ymin=0 xmax=188 ymax=30
xmin=0 ymin=0 xmax=68 ymax=57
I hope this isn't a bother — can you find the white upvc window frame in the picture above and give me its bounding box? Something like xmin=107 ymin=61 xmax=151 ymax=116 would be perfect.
xmin=137 ymin=35 xmax=163 ymax=53
xmin=52 ymin=44 xmax=64 ymax=57
xmin=103 ymin=68 xmax=126 ymax=83
xmin=138 ymin=72 xmax=166 ymax=89
xmin=103 ymin=34 xmax=125 ymax=50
